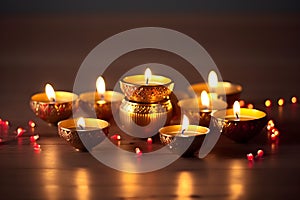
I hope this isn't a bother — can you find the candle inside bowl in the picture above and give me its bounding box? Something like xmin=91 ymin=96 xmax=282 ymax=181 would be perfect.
xmin=57 ymin=117 xmax=110 ymax=151
xmin=212 ymin=101 xmax=267 ymax=143
xmin=178 ymin=90 xmax=227 ymax=127
xmin=120 ymin=68 xmax=174 ymax=103
xmin=159 ymin=115 xmax=210 ymax=157
xmin=79 ymin=76 xmax=124 ymax=120
xmin=30 ymin=83 xmax=78 ymax=124
xmin=189 ymin=70 xmax=242 ymax=106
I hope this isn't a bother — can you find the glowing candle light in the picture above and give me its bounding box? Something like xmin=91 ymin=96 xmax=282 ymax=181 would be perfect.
xmin=208 ymin=70 xmax=218 ymax=99
xmin=247 ymin=103 xmax=254 ymax=109
xmin=278 ymin=98 xmax=284 ymax=106
xmin=233 ymin=101 xmax=240 ymax=119
xmin=265 ymin=99 xmax=272 ymax=107
xmin=208 ymin=70 xmax=218 ymax=89
xmin=291 ymin=96 xmax=297 ymax=104
xmin=270 ymin=133 xmax=277 ymax=141
xmin=200 ymin=90 xmax=210 ymax=109
xmin=239 ymin=100 xmax=245 ymax=107
xmin=76 ymin=117 xmax=86 ymax=130
xmin=267 ymin=119 xmax=275 ymax=130
xmin=45 ymin=83 xmax=56 ymax=102
xmin=144 ymin=68 xmax=152 ymax=85
xmin=180 ymin=115 xmax=189 ymax=134
xmin=96 ymin=76 xmax=106 ymax=100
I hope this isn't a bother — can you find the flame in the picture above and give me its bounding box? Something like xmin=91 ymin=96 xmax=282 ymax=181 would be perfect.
xmin=96 ymin=76 xmax=106 ymax=97
xmin=200 ymin=90 xmax=210 ymax=108
xmin=77 ymin=117 xmax=86 ymax=129
xmin=45 ymin=83 xmax=56 ymax=102
xmin=180 ymin=115 xmax=189 ymax=134
xmin=233 ymin=101 xmax=240 ymax=119
xmin=144 ymin=68 xmax=152 ymax=84
xmin=208 ymin=70 xmax=218 ymax=88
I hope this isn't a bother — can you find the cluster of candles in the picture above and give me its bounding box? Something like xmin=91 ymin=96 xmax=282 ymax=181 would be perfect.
xmin=24 ymin=67 xmax=298 ymax=158
xmin=26 ymin=68 xmax=270 ymax=155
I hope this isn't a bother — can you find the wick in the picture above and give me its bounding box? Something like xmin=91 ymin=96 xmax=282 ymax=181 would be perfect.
xmin=181 ymin=129 xmax=186 ymax=135
xmin=146 ymin=78 xmax=149 ymax=85
xmin=50 ymin=97 xmax=56 ymax=102
xmin=78 ymin=125 xmax=84 ymax=130
xmin=236 ymin=113 xmax=239 ymax=119
xmin=100 ymin=94 xmax=104 ymax=100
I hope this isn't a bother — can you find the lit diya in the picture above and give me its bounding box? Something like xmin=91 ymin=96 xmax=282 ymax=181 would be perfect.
xmin=79 ymin=76 xmax=124 ymax=120
xmin=189 ymin=70 xmax=242 ymax=106
xmin=212 ymin=101 xmax=267 ymax=143
xmin=178 ymin=90 xmax=227 ymax=127
xmin=159 ymin=115 xmax=210 ymax=157
xmin=119 ymin=68 xmax=174 ymax=103
xmin=57 ymin=117 xmax=109 ymax=151
xmin=30 ymin=84 xmax=78 ymax=124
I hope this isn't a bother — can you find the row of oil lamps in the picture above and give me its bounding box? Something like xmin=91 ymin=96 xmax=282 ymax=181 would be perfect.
xmin=29 ymin=69 xmax=267 ymax=157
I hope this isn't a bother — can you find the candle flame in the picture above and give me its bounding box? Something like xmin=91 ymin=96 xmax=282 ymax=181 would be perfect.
xmin=208 ymin=70 xmax=218 ymax=88
xmin=96 ymin=76 xmax=106 ymax=98
xmin=45 ymin=83 xmax=56 ymax=102
xmin=200 ymin=90 xmax=210 ymax=108
xmin=77 ymin=117 xmax=86 ymax=130
xmin=233 ymin=101 xmax=240 ymax=119
xmin=145 ymin=68 xmax=152 ymax=85
xmin=181 ymin=115 xmax=189 ymax=134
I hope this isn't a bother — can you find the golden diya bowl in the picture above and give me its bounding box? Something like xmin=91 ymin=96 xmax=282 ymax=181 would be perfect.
xmin=57 ymin=118 xmax=110 ymax=151
xmin=119 ymin=99 xmax=173 ymax=138
xmin=30 ymin=91 xmax=78 ymax=124
xmin=120 ymin=75 xmax=174 ymax=103
xmin=178 ymin=97 xmax=227 ymax=127
xmin=79 ymin=91 xmax=124 ymax=120
xmin=189 ymin=82 xmax=242 ymax=107
xmin=212 ymin=108 xmax=267 ymax=143
xmin=159 ymin=125 xmax=209 ymax=157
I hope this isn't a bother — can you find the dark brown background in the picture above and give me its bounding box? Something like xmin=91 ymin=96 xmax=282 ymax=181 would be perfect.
xmin=1 ymin=2 xmax=300 ymax=199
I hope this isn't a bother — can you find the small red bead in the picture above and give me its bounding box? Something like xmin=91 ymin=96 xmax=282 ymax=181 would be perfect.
xmin=247 ymin=153 xmax=254 ymax=161
xmin=257 ymin=150 xmax=264 ymax=158
xmin=28 ymin=120 xmax=36 ymax=128
xmin=147 ymin=137 xmax=152 ymax=144
xmin=16 ymin=127 xmax=26 ymax=137
xmin=135 ymin=147 xmax=142 ymax=156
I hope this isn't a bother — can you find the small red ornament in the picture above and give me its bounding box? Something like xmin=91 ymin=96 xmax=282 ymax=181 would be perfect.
xmin=247 ymin=153 xmax=254 ymax=161
xmin=147 ymin=137 xmax=152 ymax=144
xmin=16 ymin=127 xmax=26 ymax=137
xmin=257 ymin=149 xmax=264 ymax=158
xmin=110 ymin=134 xmax=121 ymax=140
xmin=28 ymin=120 xmax=36 ymax=128
xmin=135 ymin=147 xmax=142 ymax=156
xmin=30 ymin=135 xmax=40 ymax=142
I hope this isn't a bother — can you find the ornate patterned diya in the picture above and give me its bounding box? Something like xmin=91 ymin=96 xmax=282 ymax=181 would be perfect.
xmin=119 ymin=68 xmax=174 ymax=138
xmin=30 ymin=84 xmax=78 ymax=125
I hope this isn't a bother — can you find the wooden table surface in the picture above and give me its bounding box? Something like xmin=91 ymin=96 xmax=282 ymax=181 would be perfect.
xmin=0 ymin=13 xmax=300 ymax=199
